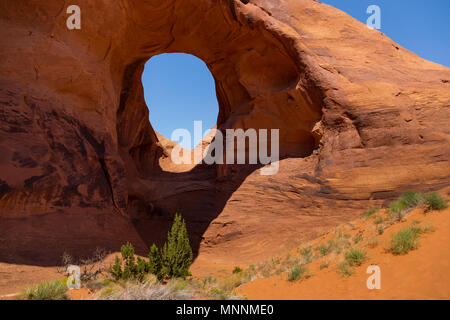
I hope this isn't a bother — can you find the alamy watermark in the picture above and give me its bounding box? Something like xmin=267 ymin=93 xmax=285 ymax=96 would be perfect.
xmin=66 ymin=5 xmax=81 ymax=30
xmin=171 ymin=121 xmax=280 ymax=176
xmin=66 ymin=4 xmax=381 ymax=30
xmin=366 ymin=265 xmax=381 ymax=290
xmin=66 ymin=265 xmax=81 ymax=289
xmin=366 ymin=5 xmax=381 ymax=30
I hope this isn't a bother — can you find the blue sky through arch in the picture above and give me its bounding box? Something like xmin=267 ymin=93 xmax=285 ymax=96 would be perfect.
xmin=142 ymin=53 xmax=219 ymax=150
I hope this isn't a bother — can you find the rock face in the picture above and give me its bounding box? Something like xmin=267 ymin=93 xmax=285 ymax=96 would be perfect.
xmin=0 ymin=0 xmax=449 ymax=265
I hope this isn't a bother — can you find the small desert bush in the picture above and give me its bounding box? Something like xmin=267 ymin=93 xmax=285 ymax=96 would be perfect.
xmin=316 ymin=242 xmax=332 ymax=257
xmin=212 ymin=268 xmax=254 ymax=290
xmin=208 ymin=288 xmax=243 ymax=300
xmin=98 ymin=275 xmax=194 ymax=300
xmin=208 ymin=288 xmax=230 ymax=300
xmin=232 ymin=267 xmax=242 ymax=274
xmin=319 ymin=262 xmax=329 ymax=270
xmin=215 ymin=276 xmax=244 ymax=292
xmin=271 ymin=257 xmax=281 ymax=265
xmin=20 ymin=280 xmax=68 ymax=300
xmin=195 ymin=269 xmax=254 ymax=299
xmin=374 ymin=215 xmax=385 ymax=225
xmin=337 ymin=261 xmax=353 ymax=277
xmin=361 ymin=207 xmax=378 ymax=218
xmin=273 ymin=267 xmax=285 ymax=275
xmin=389 ymin=192 xmax=424 ymax=215
xmin=344 ymin=248 xmax=367 ymax=266
xmin=423 ymin=192 xmax=448 ymax=212
xmin=255 ymin=261 xmax=273 ymax=278
xmin=99 ymin=287 xmax=116 ymax=298
xmin=352 ymin=233 xmax=363 ymax=244
xmin=85 ymin=279 xmax=112 ymax=290
xmin=327 ymin=237 xmax=351 ymax=254
xmin=367 ymin=236 xmax=378 ymax=248
xmin=422 ymin=223 xmax=436 ymax=233
xmin=299 ymin=247 xmax=313 ymax=263
xmin=199 ymin=276 xmax=216 ymax=289
xmin=287 ymin=265 xmax=311 ymax=282
xmin=387 ymin=225 xmax=424 ymax=255
xmin=377 ymin=225 xmax=384 ymax=235
xmin=389 ymin=191 xmax=446 ymax=218
xmin=57 ymin=248 xmax=109 ymax=282
xmin=389 ymin=191 xmax=447 ymax=218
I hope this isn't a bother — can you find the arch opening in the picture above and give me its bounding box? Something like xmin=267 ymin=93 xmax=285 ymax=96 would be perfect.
xmin=142 ymin=53 xmax=219 ymax=151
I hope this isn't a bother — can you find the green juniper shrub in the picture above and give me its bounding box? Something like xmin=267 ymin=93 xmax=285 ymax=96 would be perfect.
xmin=110 ymin=242 xmax=146 ymax=281
xmin=121 ymin=242 xmax=137 ymax=280
xmin=110 ymin=255 xmax=123 ymax=281
xmin=148 ymin=244 xmax=164 ymax=280
xmin=110 ymin=213 xmax=193 ymax=281
xmin=161 ymin=213 xmax=193 ymax=279
xmin=136 ymin=256 xmax=150 ymax=282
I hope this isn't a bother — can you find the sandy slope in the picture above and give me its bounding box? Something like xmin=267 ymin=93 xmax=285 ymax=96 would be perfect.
xmin=1 ymin=208 xmax=448 ymax=300
xmin=0 ymin=264 xmax=60 ymax=297
xmin=237 ymin=208 xmax=450 ymax=300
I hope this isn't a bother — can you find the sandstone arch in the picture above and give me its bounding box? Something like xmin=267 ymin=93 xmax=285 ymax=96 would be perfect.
xmin=0 ymin=0 xmax=449 ymax=265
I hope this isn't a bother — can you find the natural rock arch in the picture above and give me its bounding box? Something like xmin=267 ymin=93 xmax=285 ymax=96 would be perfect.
xmin=0 ymin=0 xmax=448 ymax=265
xmin=117 ymin=0 xmax=323 ymax=177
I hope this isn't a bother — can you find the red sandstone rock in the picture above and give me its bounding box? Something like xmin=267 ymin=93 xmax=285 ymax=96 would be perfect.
xmin=0 ymin=0 xmax=449 ymax=264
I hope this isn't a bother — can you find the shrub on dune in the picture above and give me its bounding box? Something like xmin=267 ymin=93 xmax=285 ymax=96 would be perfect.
xmin=20 ymin=280 xmax=68 ymax=300
xmin=388 ymin=225 xmax=423 ymax=255
xmin=423 ymin=192 xmax=448 ymax=212
xmin=344 ymin=248 xmax=367 ymax=267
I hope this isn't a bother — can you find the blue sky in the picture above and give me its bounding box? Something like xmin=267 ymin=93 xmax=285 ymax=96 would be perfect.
xmin=142 ymin=1 xmax=449 ymax=149
xmin=142 ymin=54 xmax=218 ymax=149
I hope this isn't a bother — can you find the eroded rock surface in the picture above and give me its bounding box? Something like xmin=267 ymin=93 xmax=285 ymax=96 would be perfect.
xmin=0 ymin=0 xmax=449 ymax=264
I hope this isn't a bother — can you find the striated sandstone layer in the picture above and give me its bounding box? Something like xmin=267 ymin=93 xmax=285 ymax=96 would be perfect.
xmin=0 ymin=0 xmax=449 ymax=265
